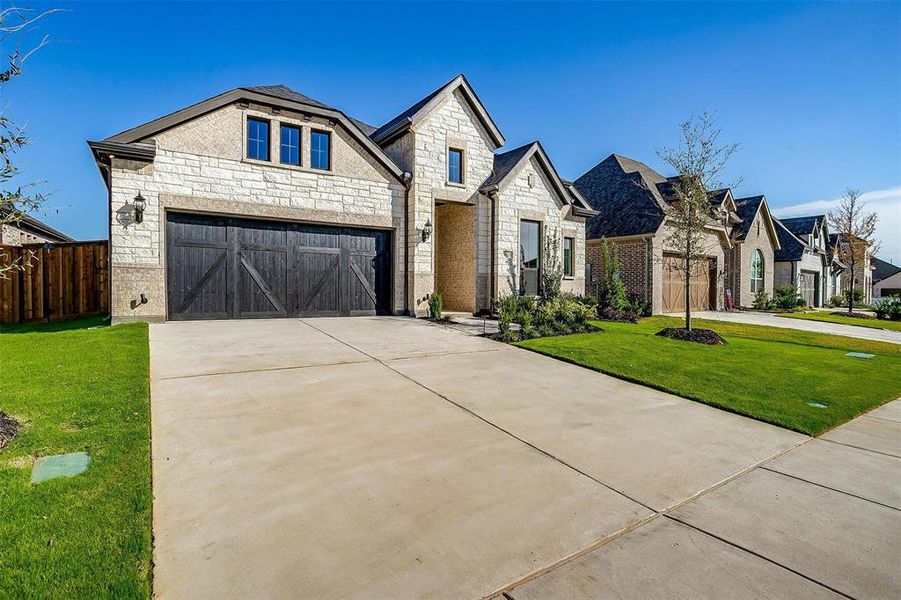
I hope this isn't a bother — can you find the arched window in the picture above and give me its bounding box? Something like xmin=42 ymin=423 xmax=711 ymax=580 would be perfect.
xmin=750 ymin=249 xmax=764 ymax=294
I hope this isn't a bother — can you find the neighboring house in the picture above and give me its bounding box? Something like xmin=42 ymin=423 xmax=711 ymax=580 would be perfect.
xmin=574 ymin=154 xmax=779 ymax=314
xmin=0 ymin=209 xmax=74 ymax=246
xmin=725 ymin=195 xmax=781 ymax=308
xmin=829 ymin=232 xmax=875 ymax=304
xmin=773 ymin=215 xmax=832 ymax=307
xmin=872 ymin=257 xmax=901 ymax=298
xmin=88 ymin=75 xmax=594 ymax=322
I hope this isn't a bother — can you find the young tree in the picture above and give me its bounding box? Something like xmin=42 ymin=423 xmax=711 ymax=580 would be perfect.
xmin=656 ymin=111 xmax=740 ymax=331
xmin=828 ymin=189 xmax=879 ymax=314
xmin=1 ymin=7 xmax=58 ymax=278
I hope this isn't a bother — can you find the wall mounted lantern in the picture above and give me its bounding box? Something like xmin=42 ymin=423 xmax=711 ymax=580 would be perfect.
xmin=421 ymin=219 xmax=433 ymax=242
xmin=133 ymin=193 xmax=146 ymax=224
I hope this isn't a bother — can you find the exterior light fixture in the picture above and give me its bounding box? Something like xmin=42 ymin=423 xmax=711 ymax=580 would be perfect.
xmin=133 ymin=193 xmax=146 ymax=224
xmin=421 ymin=219 xmax=433 ymax=242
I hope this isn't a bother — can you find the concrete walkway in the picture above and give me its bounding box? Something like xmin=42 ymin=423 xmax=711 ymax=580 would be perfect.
xmin=149 ymin=317 xmax=899 ymax=599
xmin=686 ymin=310 xmax=901 ymax=344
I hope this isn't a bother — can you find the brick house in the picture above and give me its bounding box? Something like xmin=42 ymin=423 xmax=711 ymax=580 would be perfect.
xmin=773 ymin=215 xmax=841 ymax=307
xmin=88 ymin=75 xmax=594 ymax=322
xmin=575 ymin=154 xmax=780 ymax=314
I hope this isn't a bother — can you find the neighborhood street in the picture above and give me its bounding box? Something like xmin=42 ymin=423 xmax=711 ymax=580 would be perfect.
xmin=686 ymin=310 xmax=901 ymax=344
xmin=149 ymin=317 xmax=900 ymax=599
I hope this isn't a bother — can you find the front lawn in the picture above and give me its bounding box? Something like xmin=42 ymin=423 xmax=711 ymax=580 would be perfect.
xmin=777 ymin=311 xmax=901 ymax=332
xmin=517 ymin=316 xmax=901 ymax=436
xmin=0 ymin=319 xmax=151 ymax=599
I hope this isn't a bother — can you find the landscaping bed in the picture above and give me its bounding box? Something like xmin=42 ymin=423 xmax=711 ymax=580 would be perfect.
xmin=517 ymin=316 xmax=901 ymax=436
xmin=0 ymin=318 xmax=151 ymax=599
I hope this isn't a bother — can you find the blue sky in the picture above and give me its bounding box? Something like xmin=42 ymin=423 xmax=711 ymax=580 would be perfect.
xmin=9 ymin=1 xmax=901 ymax=260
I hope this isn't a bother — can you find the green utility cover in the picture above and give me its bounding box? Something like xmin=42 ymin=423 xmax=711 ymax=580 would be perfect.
xmin=31 ymin=452 xmax=91 ymax=484
xmin=846 ymin=352 xmax=875 ymax=359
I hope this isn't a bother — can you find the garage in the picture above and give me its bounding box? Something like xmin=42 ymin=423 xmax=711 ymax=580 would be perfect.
xmin=662 ymin=253 xmax=716 ymax=313
xmin=165 ymin=212 xmax=392 ymax=320
xmin=798 ymin=270 xmax=818 ymax=307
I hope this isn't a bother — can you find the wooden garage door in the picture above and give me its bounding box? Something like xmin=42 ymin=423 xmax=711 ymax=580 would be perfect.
xmin=166 ymin=213 xmax=391 ymax=320
xmin=662 ymin=253 xmax=716 ymax=313
xmin=799 ymin=270 xmax=817 ymax=308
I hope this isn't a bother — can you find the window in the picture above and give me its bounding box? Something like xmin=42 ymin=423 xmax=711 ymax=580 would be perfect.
xmin=448 ymin=148 xmax=463 ymax=184
xmin=310 ymin=130 xmax=331 ymax=170
xmin=563 ymin=237 xmax=574 ymax=277
xmin=750 ymin=249 xmax=764 ymax=294
xmin=520 ymin=220 xmax=541 ymax=295
xmin=247 ymin=117 xmax=270 ymax=161
xmin=756 ymin=218 xmax=760 ymax=237
xmin=280 ymin=124 xmax=301 ymax=166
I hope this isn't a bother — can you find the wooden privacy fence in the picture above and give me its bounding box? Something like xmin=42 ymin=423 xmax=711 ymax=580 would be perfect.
xmin=0 ymin=241 xmax=109 ymax=324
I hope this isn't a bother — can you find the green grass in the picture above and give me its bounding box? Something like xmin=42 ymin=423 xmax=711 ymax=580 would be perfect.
xmin=0 ymin=315 xmax=110 ymax=335
xmin=517 ymin=316 xmax=901 ymax=436
xmin=0 ymin=320 xmax=151 ymax=599
xmin=777 ymin=311 xmax=901 ymax=332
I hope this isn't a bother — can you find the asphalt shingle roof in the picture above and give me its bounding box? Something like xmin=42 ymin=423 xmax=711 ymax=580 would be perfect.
xmin=779 ymin=215 xmax=825 ymax=237
xmin=481 ymin=142 xmax=535 ymax=190
xmin=573 ymin=154 xmax=668 ymax=239
xmin=732 ymin=195 xmax=765 ymax=240
xmin=370 ymin=79 xmax=449 ymax=141
xmin=873 ymin=256 xmax=901 ymax=282
xmin=241 ymin=84 xmax=333 ymax=110
xmin=773 ymin=218 xmax=807 ymax=262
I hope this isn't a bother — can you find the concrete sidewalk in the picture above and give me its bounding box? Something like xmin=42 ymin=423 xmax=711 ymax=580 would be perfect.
xmin=684 ymin=310 xmax=901 ymax=344
xmin=149 ymin=317 xmax=899 ymax=599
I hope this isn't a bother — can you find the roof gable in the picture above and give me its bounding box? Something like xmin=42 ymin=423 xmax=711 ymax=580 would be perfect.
xmin=873 ymin=257 xmax=901 ymax=282
xmin=732 ymin=195 xmax=781 ymax=250
xmin=370 ymin=74 xmax=505 ymax=148
xmin=780 ymin=214 xmax=826 ymax=237
xmin=95 ymin=85 xmax=404 ymax=182
xmin=481 ymin=142 xmax=595 ymax=216
xmin=773 ymin=218 xmax=809 ymax=262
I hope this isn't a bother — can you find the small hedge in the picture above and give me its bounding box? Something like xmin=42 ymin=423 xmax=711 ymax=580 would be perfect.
xmin=496 ymin=293 xmax=596 ymax=342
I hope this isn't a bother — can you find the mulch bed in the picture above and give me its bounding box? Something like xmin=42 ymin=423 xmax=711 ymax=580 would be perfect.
xmin=0 ymin=412 xmax=19 ymax=450
xmin=829 ymin=311 xmax=875 ymax=320
xmin=656 ymin=327 xmax=726 ymax=345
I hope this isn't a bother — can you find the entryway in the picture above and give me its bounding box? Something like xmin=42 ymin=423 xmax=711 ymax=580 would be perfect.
xmin=165 ymin=212 xmax=392 ymax=320
xmin=433 ymin=202 xmax=477 ymax=313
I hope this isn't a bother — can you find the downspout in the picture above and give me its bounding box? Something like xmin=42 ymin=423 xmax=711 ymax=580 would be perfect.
xmin=489 ymin=190 xmax=498 ymax=310
xmin=101 ymin=155 xmax=114 ymax=321
xmin=402 ymin=171 xmax=413 ymax=316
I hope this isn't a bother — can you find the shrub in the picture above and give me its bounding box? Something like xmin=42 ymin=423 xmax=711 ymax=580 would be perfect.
xmin=874 ymin=296 xmax=901 ymax=321
xmin=828 ymin=295 xmax=845 ymax=308
xmin=428 ymin=291 xmax=442 ymax=319
xmin=595 ymin=238 xmax=628 ymax=310
xmin=774 ymin=286 xmax=799 ymax=310
xmin=627 ymin=295 xmax=652 ymax=317
xmin=752 ymin=289 xmax=772 ymax=310
xmin=495 ymin=293 xmax=594 ymax=342
xmin=795 ymin=297 xmax=808 ymax=308
xmin=844 ymin=287 xmax=865 ymax=305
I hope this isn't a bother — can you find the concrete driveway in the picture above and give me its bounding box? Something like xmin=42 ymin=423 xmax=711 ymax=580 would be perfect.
xmin=687 ymin=310 xmax=901 ymax=344
xmin=150 ymin=317 xmax=899 ymax=599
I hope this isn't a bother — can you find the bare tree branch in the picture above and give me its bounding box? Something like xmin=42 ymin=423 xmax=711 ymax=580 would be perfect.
xmin=827 ymin=189 xmax=880 ymax=313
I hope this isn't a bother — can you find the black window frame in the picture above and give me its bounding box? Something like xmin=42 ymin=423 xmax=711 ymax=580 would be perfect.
xmin=563 ymin=236 xmax=575 ymax=277
xmin=448 ymin=147 xmax=464 ymax=184
xmin=246 ymin=117 xmax=271 ymax=162
xmin=279 ymin=123 xmax=301 ymax=166
xmin=310 ymin=129 xmax=332 ymax=171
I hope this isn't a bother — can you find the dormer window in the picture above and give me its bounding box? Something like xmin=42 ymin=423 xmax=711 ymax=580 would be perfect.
xmin=247 ymin=117 xmax=270 ymax=161
xmin=448 ymin=148 xmax=463 ymax=184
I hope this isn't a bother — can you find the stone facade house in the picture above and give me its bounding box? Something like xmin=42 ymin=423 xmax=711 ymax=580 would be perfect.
xmin=88 ymin=75 xmax=594 ymax=322
xmin=773 ymin=215 xmax=838 ymax=307
xmin=574 ymin=154 xmax=779 ymax=314
xmin=828 ymin=232 xmax=874 ymax=304
xmin=0 ymin=209 xmax=74 ymax=246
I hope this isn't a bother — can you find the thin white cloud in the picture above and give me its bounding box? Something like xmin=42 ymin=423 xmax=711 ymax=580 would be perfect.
xmin=773 ymin=186 xmax=901 ymax=265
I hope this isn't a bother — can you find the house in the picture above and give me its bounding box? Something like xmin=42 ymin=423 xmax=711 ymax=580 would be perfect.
xmin=772 ymin=215 xmax=832 ymax=307
xmin=829 ymin=232 xmax=874 ymax=304
xmin=88 ymin=75 xmax=595 ymax=323
xmin=0 ymin=209 xmax=74 ymax=246
xmin=574 ymin=154 xmax=780 ymax=314
xmin=872 ymin=257 xmax=901 ymax=298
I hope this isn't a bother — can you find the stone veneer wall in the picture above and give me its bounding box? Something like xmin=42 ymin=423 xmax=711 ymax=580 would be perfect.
xmin=494 ymin=156 xmax=586 ymax=299
xmin=384 ymin=89 xmax=497 ymax=316
xmin=108 ymin=102 xmax=405 ymax=322
xmin=434 ymin=203 xmax=476 ymax=312
xmin=585 ymin=237 xmax=652 ymax=301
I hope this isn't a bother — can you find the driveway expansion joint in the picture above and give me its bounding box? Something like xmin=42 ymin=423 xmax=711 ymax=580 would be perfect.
xmin=820 ymin=437 xmax=901 ymax=459
xmin=759 ymin=465 xmax=900 ymax=512
xmin=150 ymin=358 xmax=374 ymax=381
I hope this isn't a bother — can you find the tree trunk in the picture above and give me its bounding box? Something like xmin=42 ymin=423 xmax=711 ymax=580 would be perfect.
xmin=685 ymin=242 xmax=692 ymax=332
